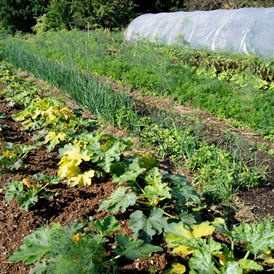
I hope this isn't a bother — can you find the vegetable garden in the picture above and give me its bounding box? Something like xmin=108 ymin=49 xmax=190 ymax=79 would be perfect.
xmin=0 ymin=30 xmax=274 ymax=273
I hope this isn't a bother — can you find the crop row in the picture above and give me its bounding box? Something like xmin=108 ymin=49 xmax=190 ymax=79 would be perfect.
xmin=1 ymin=61 xmax=274 ymax=273
xmin=0 ymin=40 xmax=269 ymax=203
xmin=1 ymin=30 xmax=274 ymax=139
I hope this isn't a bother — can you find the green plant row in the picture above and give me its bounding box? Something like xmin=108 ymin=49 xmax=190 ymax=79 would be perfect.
xmin=0 ymin=61 xmax=200 ymax=273
xmin=163 ymin=44 xmax=274 ymax=82
xmin=0 ymin=39 xmax=133 ymax=126
xmin=1 ymin=30 xmax=274 ymax=139
xmin=1 ymin=63 xmax=274 ymax=274
xmin=0 ymin=36 xmax=269 ymax=203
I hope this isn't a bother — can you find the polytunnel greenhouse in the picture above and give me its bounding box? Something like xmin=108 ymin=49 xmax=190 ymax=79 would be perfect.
xmin=125 ymin=8 xmax=274 ymax=60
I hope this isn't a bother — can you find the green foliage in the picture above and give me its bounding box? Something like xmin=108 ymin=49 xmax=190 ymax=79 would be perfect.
xmin=188 ymin=239 xmax=220 ymax=274
xmin=129 ymin=208 xmax=169 ymax=243
xmin=92 ymin=216 xmax=121 ymax=236
xmin=43 ymin=0 xmax=73 ymax=31
xmin=114 ymin=234 xmax=163 ymax=260
xmin=71 ymin=0 xmax=136 ymax=29
xmin=164 ymin=218 xmax=274 ymax=273
xmin=110 ymin=157 xmax=147 ymax=183
xmin=70 ymin=0 xmax=94 ymax=28
xmin=4 ymin=30 xmax=274 ymax=140
xmin=2 ymin=41 xmax=274 ymax=273
xmin=10 ymin=217 xmax=163 ymax=273
xmin=186 ymin=144 xmax=265 ymax=202
xmin=167 ymin=173 xmax=200 ymax=205
xmin=0 ymin=82 xmax=41 ymax=107
xmin=100 ymin=164 xmax=201 ymax=244
xmin=87 ymin=133 xmax=131 ymax=173
xmin=0 ymin=142 xmax=36 ymax=173
xmin=229 ymin=222 xmax=274 ymax=255
xmin=141 ymin=167 xmax=171 ymax=206
xmin=9 ymin=226 xmax=51 ymax=264
xmin=134 ymin=0 xmax=185 ymax=13
xmin=0 ymin=0 xmax=49 ymax=34
xmin=1 ymin=35 xmax=269 ymax=207
xmin=98 ymin=186 xmax=138 ymax=213
xmin=4 ymin=174 xmax=61 ymax=210
xmin=140 ymin=123 xmax=199 ymax=159
xmin=9 ymin=221 xmax=109 ymax=273
xmin=104 ymin=164 xmax=200 ymax=210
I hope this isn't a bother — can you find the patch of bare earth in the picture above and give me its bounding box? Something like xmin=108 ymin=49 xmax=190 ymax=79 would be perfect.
xmin=0 ymin=81 xmax=171 ymax=274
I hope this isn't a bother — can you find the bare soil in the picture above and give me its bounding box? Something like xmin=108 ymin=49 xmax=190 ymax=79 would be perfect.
xmin=1 ymin=75 xmax=274 ymax=274
xmin=0 ymin=81 xmax=174 ymax=274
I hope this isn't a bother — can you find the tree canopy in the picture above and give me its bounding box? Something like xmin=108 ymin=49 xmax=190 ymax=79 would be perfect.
xmin=0 ymin=0 xmax=273 ymax=34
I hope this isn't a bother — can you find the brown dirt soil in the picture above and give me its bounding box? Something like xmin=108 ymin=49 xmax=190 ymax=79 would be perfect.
xmin=0 ymin=83 xmax=173 ymax=274
xmin=1 ymin=73 xmax=274 ymax=274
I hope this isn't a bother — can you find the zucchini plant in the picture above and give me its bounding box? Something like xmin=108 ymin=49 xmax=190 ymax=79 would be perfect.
xmin=164 ymin=218 xmax=274 ymax=273
xmin=4 ymin=173 xmax=61 ymax=210
xmin=9 ymin=216 xmax=163 ymax=274
xmin=0 ymin=142 xmax=37 ymax=173
xmin=99 ymin=165 xmax=202 ymax=244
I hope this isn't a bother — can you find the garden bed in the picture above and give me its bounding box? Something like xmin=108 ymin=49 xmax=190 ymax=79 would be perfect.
xmin=1 ymin=66 xmax=274 ymax=273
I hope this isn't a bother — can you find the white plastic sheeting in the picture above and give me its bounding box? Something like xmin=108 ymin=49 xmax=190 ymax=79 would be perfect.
xmin=125 ymin=8 xmax=274 ymax=59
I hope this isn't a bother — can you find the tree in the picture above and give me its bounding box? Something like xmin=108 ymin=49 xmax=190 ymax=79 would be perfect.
xmin=71 ymin=0 xmax=136 ymax=29
xmin=0 ymin=0 xmax=49 ymax=34
xmin=44 ymin=0 xmax=73 ymax=30
xmin=70 ymin=0 xmax=94 ymax=28
xmin=133 ymin=0 xmax=186 ymax=13
xmin=183 ymin=0 xmax=274 ymax=11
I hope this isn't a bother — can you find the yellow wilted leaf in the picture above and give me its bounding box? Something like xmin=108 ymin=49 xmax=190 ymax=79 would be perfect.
xmin=68 ymin=169 xmax=95 ymax=187
xmin=59 ymin=145 xmax=90 ymax=167
xmin=45 ymin=131 xmax=66 ymax=144
xmin=44 ymin=106 xmax=59 ymax=121
xmin=45 ymin=106 xmax=75 ymax=122
xmin=169 ymin=239 xmax=194 ymax=255
xmin=165 ymin=221 xmax=215 ymax=255
xmin=257 ymin=251 xmax=274 ymax=264
xmin=191 ymin=222 xmax=215 ymax=238
xmin=213 ymin=217 xmax=226 ymax=225
xmin=59 ymin=107 xmax=75 ymax=121
xmin=72 ymin=233 xmax=79 ymax=245
xmin=23 ymin=179 xmax=31 ymax=188
xmin=164 ymin=262 xmax=186 ymax=274
xmin=58 ymin=164 xmax=81 ymax=178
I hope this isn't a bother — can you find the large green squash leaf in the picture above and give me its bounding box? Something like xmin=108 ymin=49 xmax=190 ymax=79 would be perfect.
xmin=129 ymin=207 xmax=168 ymax=243
xmin=9 ymin=227 xmax=51 ymax=265
xmin=114 ymin=234 xmax=163 ymax=260
xmin=98 ymin=186 xmax=137 ymax=213
xmin=93 ymin=216 xmax=120 ymax=236
xmin=141 ymin=167 xmax=171 ymax=206
xmin=232 ymin=222 xmax=274 ymax=255
xmin=219 ymin=261 xmax=242 ymax=274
